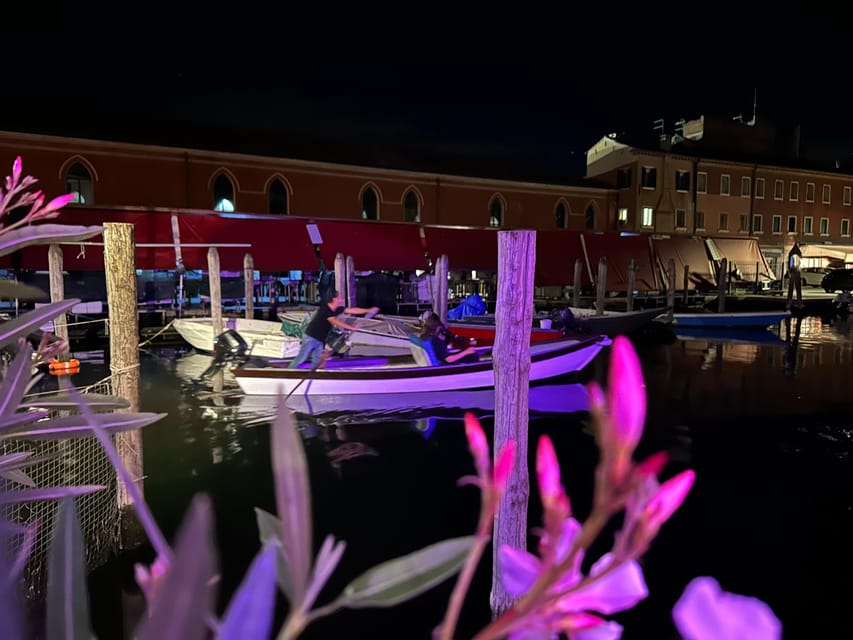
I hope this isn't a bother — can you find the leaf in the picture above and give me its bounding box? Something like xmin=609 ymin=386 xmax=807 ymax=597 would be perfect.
xmin=303 ymin=534 xmax=346 ymax=612
xmin=0 ymin=279 xmax=46 ymax=301
xmin=0 ymin=224 xmax=102 ymax=258
xmin=137 ymin=494 xmax=218 ymax=640
xmin=0 ymin=469 xmax=35 ymax=487
xmin=0 ymin=412 xmax=167 ymax=439
xmin=218 ymin=541 xmax=279 ymax=640
xmin=254 ymin=507 xmax=294 ymax=602
xmin=270 ymin=399 xmax=312 ymax=605
xmin=0 ymin=485 xmax=105 ymax=505
xmin=0 ymin=523 xmax=24 ymax=639
xmin=339 ymin=536 xmax=476 ymax=608
xmin=0 ymin=299 xmax=81 ymax=350
xmin=0 ymin=343 xmax=34 ymax=416
xmin=0 ymin=410 xmax=49 ymax=431
xmin=19 ymin=392 xmax=131 ymax=412
xmin=46 ymin=498 xmax=92 ymax=640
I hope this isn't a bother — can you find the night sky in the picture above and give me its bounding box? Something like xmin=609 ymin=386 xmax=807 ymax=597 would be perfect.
xmin=3 ymin=9 xmax=849 ymax=181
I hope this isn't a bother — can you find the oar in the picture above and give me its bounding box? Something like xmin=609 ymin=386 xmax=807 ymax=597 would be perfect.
xmin=285 ymin=353 xmax=326 ymax=399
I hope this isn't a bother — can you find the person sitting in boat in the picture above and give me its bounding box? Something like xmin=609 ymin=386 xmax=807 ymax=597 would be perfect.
xmin=420 ymin=313 xmax=479 ymax=364
xmin=289 ymin=290 xmax=379 ymax=369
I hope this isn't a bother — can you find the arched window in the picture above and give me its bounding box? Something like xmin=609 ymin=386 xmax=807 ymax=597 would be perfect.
xmin=362 ymin=187 xmax=378 ymax=220
xmin=555 ymin=202 xmax=567 ymax=228
xmin=489 ymin=197 xmax=504 ymax=227
xmin=404 ymin=190 xmax=420 ymax=222
xmin=66 ymin=162 xmax=94 ymax=204
xmin=585 ymin=204 xmax=596 ymax=230
xmin=268 ymin=179 xmax=288 ymax=214
xmin=213 ymin=174 xmax=235 ymax=212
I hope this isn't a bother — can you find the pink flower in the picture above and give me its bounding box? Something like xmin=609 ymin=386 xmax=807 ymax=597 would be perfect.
xmin=493 ymin=440 xmax=516 ymax=495
xmin=672 ymin=577 xmax=781 ymax=640
xmin=641 ymin=469 xmax=695 ymax=533
xmin=536 ymin=436 xmax=562 ymax=507
xmin=464 ymin=412 xmax=490 ymax=480
xmin=606 ymin=336 xmax=646 ymax=454
xmin=12 ymin=156 xmax=21 ymax=184
xmin=134 ymin=555 xmax=169 ymax=604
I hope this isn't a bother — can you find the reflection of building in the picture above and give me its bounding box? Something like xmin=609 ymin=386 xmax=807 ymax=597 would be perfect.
xmin=586 ymin=115 xmax=853 ymax=276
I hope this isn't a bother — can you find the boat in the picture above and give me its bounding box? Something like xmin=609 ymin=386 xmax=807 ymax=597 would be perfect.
xmin=673 ymin=327 xmax=788 ymax=346
xmin=279 ymin=309 xmax=418 ymax=353
xmin=232 ymin=334 xmax=610 ymax=396
xmin=672 ymin=310 xmax=791 ymax=329
xmin=172 ymin=317 xmax=301 ymax=359
xmin=556 ymin=306 xmax=669 ymax=337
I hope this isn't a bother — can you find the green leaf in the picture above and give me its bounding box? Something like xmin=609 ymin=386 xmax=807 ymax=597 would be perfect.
xmin=218 ymin=541 xmax=279 ymax=640
xmin=0 ymin=224 xmax=102 ymax=258
xmin=0 ymin=299 xmax=81 ymax=350
xmin=0 ymin=344 xmax=33 ymax=416
xmin=0 ymin=412 xmax=167 ymax=439
xmin=0 ymin=468 xmax=35 ymax=486
xmin=339 ymin=536 xmax=475 ymax=609
xmin=19 ymin=392 xmax=131 ymax=412
xmin=0 ymin=410 xmax=49 ymax=432
xmin=254 ymin=507 xmax=294 ymax=603
xmin=0 ymin=279 xmax=46 ymax=300
xmin=46 ymin=497 xmax=92 ymax=640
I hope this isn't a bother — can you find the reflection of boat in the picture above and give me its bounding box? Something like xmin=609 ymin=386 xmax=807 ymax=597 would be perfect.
xmin=672 ymin=310 xmax=791 ymax=329
xmin=233 ymin=335 xmax=610 ymax=396
xmin=174 ymin=351 xmax=239 ymax=385
xmin=172 ymin=317 xmax=301 ymax=359
xmin=238 ymin=382 xmax=590 ymax=422
xmin=674 ymin=327 xmax=787 ymax=346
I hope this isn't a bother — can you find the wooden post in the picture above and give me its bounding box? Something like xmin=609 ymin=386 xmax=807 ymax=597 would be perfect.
xmin=573 ymin=258 xmax=583 ymax=308
xmin=683 ymin=265 xmax=690 ymax=305
xmin=434 ymin=254 xmax=449 ymax=324
xmin=243 ymin=253 xmax=254 ymax=320
xmin=207 ymin=247 xmax=223 ymax=339
xmin=717 ymin=257 xmax=727 ymax=313
xmin=334 ymin=252 xmax=346 ymax=303
xmin=103 ymin=223 xmax=142 ymax=526
xmin=667 ymin=258 xmax=676 ymax=321
xmin=595 ymin=257 xmax=607 ymax=316
xmin=48 ymin=244 xmax=70 ymax=361
xmin=626 ymin=258 xmax=636 ymax=312
xmin=754 ymin=261 xmax=760 ymax=294
xmin=346 ymin=255 xmax=356 ymax=308
xmin=491 ymin=230 xmax=534 ymax=616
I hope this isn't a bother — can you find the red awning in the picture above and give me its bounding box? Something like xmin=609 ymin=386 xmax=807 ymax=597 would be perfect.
xmin=534 ymin=230 xmax=587 ymax=286
xmin=581 ymin=233 xmax=659 ymax=292
xmin=312 ymin=220 xmax=428 ymax=271
xmin=707 ymin=237 xmax=775 ymax=282
xmin=651 ymin=236 xmax=715 ymax=291
xmin=422 ymin=226 xmax=499 ymax=271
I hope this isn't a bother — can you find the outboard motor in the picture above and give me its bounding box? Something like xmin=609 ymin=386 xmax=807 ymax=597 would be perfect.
xmin=199 ymin=329 xmax=249 ymax=380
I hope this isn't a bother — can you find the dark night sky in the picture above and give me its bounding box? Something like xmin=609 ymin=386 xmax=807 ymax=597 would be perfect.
xmin=3 ymin=9 xmax=850 ymax=181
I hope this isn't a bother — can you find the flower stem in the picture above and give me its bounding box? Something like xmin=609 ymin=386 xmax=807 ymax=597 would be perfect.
xmin=439 ymin=530 xmax=490 ymax=640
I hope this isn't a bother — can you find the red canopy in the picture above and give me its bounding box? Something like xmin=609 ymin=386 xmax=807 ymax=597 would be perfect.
xmin=534 ymin=230 xmax=587 ymax=286
xmin=312 ymin=220 xmax=428 ymax=271
xmin=651 ymin=236 xmax=715 ymax=290
xmin=422 ymin=226 xmax=499 ymax=270
xmin=581 ymin=233 xmax=659 ymax=292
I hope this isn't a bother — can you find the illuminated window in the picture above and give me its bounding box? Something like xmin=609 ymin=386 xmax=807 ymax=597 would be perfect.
xmin=213 ymin=174 xmax=235 ymax=212
xmin=66 ymin=162 xmax=94 ymax=204
xmin=641 ymin=207 xmax=653 ymax=227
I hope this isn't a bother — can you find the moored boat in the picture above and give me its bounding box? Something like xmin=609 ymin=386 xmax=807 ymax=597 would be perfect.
xmin=172 ymin=317 xmax=301 ymax=359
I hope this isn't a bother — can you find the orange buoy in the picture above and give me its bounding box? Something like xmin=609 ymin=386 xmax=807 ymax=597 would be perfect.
xmin=48 ymin=359 xmax=80 ymax=375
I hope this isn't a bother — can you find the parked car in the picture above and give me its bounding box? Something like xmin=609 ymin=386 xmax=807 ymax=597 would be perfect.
xmin=820 ymin=268 xmax=853 ymax=293
xmin=801 ymin=267 xmax=833 ymax=287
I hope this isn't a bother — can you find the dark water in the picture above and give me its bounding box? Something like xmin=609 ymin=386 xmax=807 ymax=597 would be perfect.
xmin=79 ymin=316 xmax=853 ymax=639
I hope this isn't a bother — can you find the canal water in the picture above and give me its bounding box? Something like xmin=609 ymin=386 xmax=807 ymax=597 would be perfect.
xmin=71 ymin=316 xmax=853 ymax=639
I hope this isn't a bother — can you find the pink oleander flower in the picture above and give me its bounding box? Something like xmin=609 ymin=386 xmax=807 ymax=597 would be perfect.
xmin=606 ymin=336 xmax=646 ymax=455
xmin=672 ymin=576 xmax=782 ymax=640
xmin=134 ymin=555 xmax=168 ymax=604
xmin=535 ymin=436 xmax=571 ymax=560
xmin=499 ymin=518 xmax=648 ymax=640
xmin=462 ymin=412 xmax=516 ymax=532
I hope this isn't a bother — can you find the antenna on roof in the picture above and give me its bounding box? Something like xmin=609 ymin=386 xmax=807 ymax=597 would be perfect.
xmin=747 ymin=88 xmax=757 ymax=126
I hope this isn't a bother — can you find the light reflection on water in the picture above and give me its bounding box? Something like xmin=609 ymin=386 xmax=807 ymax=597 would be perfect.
xmin=76 ymin=319 xmax=853 ymax=639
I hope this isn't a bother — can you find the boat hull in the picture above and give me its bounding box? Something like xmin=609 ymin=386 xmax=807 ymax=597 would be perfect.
xmin=173 ymin=317 xmax=301 ymax=359
xmin=672 ymin=310 xmax=791 ymax=329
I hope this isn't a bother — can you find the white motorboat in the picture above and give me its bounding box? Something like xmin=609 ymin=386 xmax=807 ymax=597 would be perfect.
xmin=172 ymin=317 xmax=301 ymax=360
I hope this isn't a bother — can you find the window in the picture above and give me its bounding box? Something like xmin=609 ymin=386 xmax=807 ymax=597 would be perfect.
xmin=268 ymin=179 xmax=288 ymax=214
xmin=694 ymin=211 xmax=705 ymax=231
xmin=641 ymin=207 xmax=654 ymax=227
xmin=719 ymin=213 xmax=729 ymax=231
xmin=555 ymin=201 xmax=567 ymax=228
xmin=675 ymin=170 xmax=690 ymax=192
xmin=820 ymin=217 xmax=830 ymax=235
xmin=804 ymin=216 xmax=814 ymax=235
xmin=720 ymin=174 xmax=731 ymax=196
xmin=790 ymin=181 xmax=799 ymax=201
xmin=641 ymin=167 xmax=657 ymax=189
xmin=489 ymin=196 xmax=503 ymax=227
xmin=741 ymin=176 xmax=751 ymax=197
xmin=618 ymin=207 xmax=628 ymax=226
xmin=753 ymin=214 xmax=763 ymax=232
xmin=65 ymin=162 xmax=94 ymax=204
xmin=843 ymin=219 xmax=850 ymax=237
xmin=585 ymin=204 xmax=596 ymax=230
xmin=404 ymin=190 xmax=420 ymax=222
xmin=806 ymin=182 xmax=815 ymax=202
xmin=675 ymin=209 xmax=686 ymax=229
xmin=617 ymin=168 xmax=632 ymax=189
xmin=697 ymin=172 xmax=708 ymax=194
xmin=774 ymin=180 xmax=784 ymax=200
xmin=362 ymin=187 xmax=379 ymax=220
xmin=787 ymin=216 xmax=797 ymax=233
xmin=822 ymin=184 xmax=831 ymax=204
xmin=755 ymin=178 xmax=765 ymax=198
xmin=845 ymin=186 xmax=852 ymax=206
xmin=739 ymin=214 xmax=749 ymax=232
xmin=772 ymin=215 xmax=782 ymax=233
xmin=213 ymin=174 xmax=235 ymax=212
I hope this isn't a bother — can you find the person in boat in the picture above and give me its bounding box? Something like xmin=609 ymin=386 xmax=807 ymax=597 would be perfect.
xmin=420 ymin=313 xmax=479 ymax=364
xmin=289 ymin=290 xmax=379 ymax=369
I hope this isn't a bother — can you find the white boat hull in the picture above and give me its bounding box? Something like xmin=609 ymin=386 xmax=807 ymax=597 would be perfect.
xmin=173 ymin=317 xmax=301 ymax=359
xmin=233 ymin=335 xmax=610 ymax=396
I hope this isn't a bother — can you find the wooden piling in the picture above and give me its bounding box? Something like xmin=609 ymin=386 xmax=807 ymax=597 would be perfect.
xmin=573 ymin=258 xmax=582 ymax=308
xmin=334 ymin=252 xmax=346 ymax=302
xmin=48 ymin=244 xmax=69 ymax=360
xmin=243 ymin=253 xmax=254 ymax=320
xmin=207 ymin=247 xmax=223 ymax=339
xmin=717 ymin=258 xmax=727 ymax=313
xmin=103 ymin=223 xmax=143 ymax=532
xmin=346 ymin=255 xmax=356 ymax=308
xmin=491 ymin=230 xmax=534 ymax=616
xmin=683 ymin=265 xmax=690 ymax=305
xmin=595 ymin=257 xmax=607 ymax=316
xmin=435 ymin=254 xmax=449 ymax=324
xmin=754 ymin=261 xmax=760 ymax=293
xmin=667 ymin=258 xmax=676 ymax=321
xmin=626 ymin=258 xmax=636 ymax=312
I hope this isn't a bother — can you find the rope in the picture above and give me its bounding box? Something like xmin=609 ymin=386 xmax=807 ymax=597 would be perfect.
xmin=138 ymin=319 xmax=176 ymax=347
xmin=109 ymin=362 xmax=140 ymax=375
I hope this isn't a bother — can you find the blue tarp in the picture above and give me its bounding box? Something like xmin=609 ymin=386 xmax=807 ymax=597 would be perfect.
xmin=447 ymin=293 xmax=487 ymax=320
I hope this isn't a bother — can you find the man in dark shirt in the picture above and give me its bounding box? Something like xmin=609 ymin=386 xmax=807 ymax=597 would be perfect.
xmin=289 ymin=290 xmax=378 ymax=368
